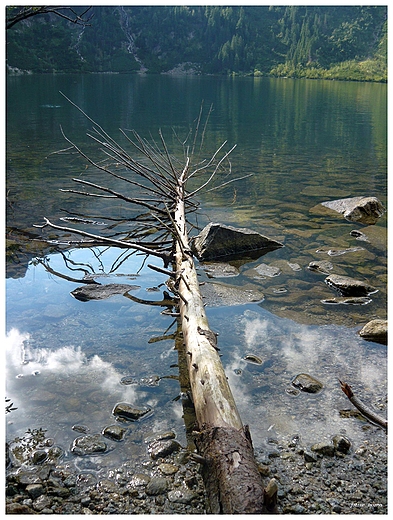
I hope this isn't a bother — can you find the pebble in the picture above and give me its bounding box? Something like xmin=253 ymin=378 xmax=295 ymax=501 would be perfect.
xmin=102 ymin=424 xmax=126 ymax=441
xmin=168 ymin=487 xmax=198 ymax=504
xmin=145 ymin=477 xmax=169 ymax=495
xmin=6 ymin=427 xmax=387 ymax=515
xmin=148 ymin=439 xmax=182 ymax=460
xmin=292 ymin=373 xmax=323 ymax=394
xmin=112 ymin=402 xmax=151 ymax=421
xmin=311 ymin=441 xmax=335 ymax=456
xmin=26 ymin=483 xmax=44 ymax=499
xmin=332 ymin=434 xmax=351 ymax=454
xmin=31 ymin=450 xmax=48 ymax=465
xmin=158 ymin=463 xmax=179 ymax=475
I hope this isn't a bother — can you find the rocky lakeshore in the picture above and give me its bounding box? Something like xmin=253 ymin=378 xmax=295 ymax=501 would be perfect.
xmin=258 ymin=429 xmax=387 ymax=515
xmin=6 ymin=422 xmax=387 ymax=515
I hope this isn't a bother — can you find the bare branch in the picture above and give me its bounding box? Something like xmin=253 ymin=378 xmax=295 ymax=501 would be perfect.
xmin=36 ymin=258 xmax=100 ymax=285
xmin=186 ymin=144 xmax=237 ymax=198
xmin=6 ymin=6 xmax=93 ymax=30
xmin=158 ymin=129 xmax=180 ymax=182
xmin=36 ymin=218 xmax=171 ymax=262
xmin=87 ymin=129 xmax=177 ymax=199
xmin=60 ymin=188 xmax=116 ymax=199
xmin=186 ymin=140 xmax=229 ymax=181
xmin=71 ymin=178 xmax=168 ymax=215
xmin=191 ymin=102 xmax=204 ymax=157
xmin=198 ymin=104 xmax=214 ymax=155
xmin=206 ymin=173 xmax=254 ymax=192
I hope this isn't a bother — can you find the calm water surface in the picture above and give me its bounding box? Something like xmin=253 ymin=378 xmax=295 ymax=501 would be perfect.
xmin=6 ymin=75 xmax=387 ymax=472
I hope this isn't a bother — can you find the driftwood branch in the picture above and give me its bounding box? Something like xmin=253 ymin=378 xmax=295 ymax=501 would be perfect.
xmin=172 ymin=174 xmax=265 ymax=513
xmin=339 ymin=380 xmax=387 ymax=431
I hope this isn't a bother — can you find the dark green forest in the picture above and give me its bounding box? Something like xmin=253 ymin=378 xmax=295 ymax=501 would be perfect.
xmin=6 ymin=5 xmax=387 ymax=82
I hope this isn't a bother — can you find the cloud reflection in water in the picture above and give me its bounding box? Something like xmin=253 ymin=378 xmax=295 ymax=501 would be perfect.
xmin=6 ymin=328 xmax=185 ymax=468
xmin=223 ymin=309 xmax=387 ymax=449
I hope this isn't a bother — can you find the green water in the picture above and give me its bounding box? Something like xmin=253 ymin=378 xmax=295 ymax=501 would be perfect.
xmin=6 ymin=74 xmax=387 ymax=472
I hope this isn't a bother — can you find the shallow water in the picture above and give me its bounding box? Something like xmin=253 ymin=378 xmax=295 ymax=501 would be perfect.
xmin=6 ymin=74 xmax=387 ymax=474
xmin=6 ymin=246 xmax=387 ymax=473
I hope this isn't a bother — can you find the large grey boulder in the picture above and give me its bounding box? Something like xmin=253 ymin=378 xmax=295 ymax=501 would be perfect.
xmin=320 ymin=196 xmax=385 ymax=225
xmin=191 ymin=223 xmax=283 ymax=261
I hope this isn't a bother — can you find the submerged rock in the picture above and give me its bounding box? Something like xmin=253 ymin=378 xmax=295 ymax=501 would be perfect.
xmin=71 ymin=434 xmax=107 ymax=456
xmin=112 ymin=403 xmax=151 ymax=421
xmin=255 ymin=263 xmax=281 ymax=278
xmin=201 ymin=262 xmax=240 ymax=278
xmin=354 ymin=224 xmax=386 ymax=251
xmin=320 ymin=196 xmax=385 ymax=225
xmin=308 ymin=260 xmax=334 ymax=274
xmin=191 ymin=222 xmax=283 ymax=261
xmin=70 ymin=283 xmax=140 ymax=301
xmin=72 ymin=425 xmax=89 ymax=434
xmin=200 ymin=281 xmax=264 ymax=307
xmin=145 ymin=431 xmax=176 ymax=444
xmin=350 ymin=229 xmax=369 ymax=242
xmin=358 ymin=319 xmax=387 ymax=345
xmin=292 ymin=373 xmax=323 ymax=394
xmin=147 ymin=439 xmax=182 ymax=460
xmin=102 ymin=425 xmax=126 ymax=441
xmin=321 ymin=296 xmax=372 ymax=305
xmin=325 ymin=274 xmax=377 ymax=297
xmin=244 ymin=354 xmax=263 ymax=365
xmin=31 ymin=450 xmax=48 ymax=465
xmin=120 ymin=375 xmax=160 ymax=387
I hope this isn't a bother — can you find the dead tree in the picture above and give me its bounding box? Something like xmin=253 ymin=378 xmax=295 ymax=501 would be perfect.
xmin=36 ymin=97 xmax=266 ymax=513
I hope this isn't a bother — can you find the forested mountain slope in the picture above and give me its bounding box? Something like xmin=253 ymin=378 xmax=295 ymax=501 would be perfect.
xmin=6 ymin=5 xmax=387 ymax=81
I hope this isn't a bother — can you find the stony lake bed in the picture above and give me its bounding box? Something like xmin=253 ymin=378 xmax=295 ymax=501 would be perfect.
xmin=6 ymin=197 xmax=387 ymax=515
xmin=6 ymin=417 xmax=387 ymax=514
xmin=6 ymin=207 xmax=387 ymax=514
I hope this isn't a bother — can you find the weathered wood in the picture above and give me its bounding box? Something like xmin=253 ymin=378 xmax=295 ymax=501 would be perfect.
xmin=173 ymin=174 xmax=265 ymax=514
xmin=339 ymin=380 xmax=387 ymax=431
xmin=39 ymin=104 xmax=269 ymax=513
xmin=196 ymin=426 xmax=265 ymax=514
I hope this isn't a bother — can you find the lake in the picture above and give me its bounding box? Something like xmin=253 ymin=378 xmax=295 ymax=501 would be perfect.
xmin=6 ymin=74 xmax=387 ymax=473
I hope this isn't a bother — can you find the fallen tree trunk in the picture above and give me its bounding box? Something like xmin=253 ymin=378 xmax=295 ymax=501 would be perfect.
xmin=38 ymin=101 xmax=268 ymax=513
xmin=172 ymin=168 xmax=265 ymax=514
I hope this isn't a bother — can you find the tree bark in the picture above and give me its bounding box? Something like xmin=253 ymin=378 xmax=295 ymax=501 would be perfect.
xmin=173 ymin=175 xmax=265 ymax=514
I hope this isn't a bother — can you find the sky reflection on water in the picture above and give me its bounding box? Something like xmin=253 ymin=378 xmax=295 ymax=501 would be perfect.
xmin=6 ymin=246 xmax=387 ymax=471
xmin=219 ymin=308 xmax=387 ymax=449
